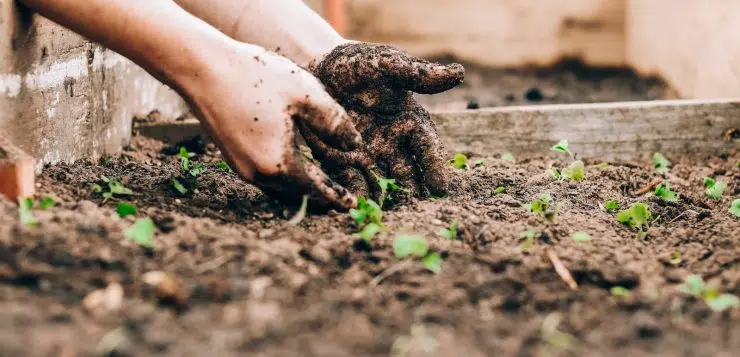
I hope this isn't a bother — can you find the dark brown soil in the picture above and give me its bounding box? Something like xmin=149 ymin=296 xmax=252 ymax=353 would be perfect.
xmin=1 ymin=133 xmax=738 ymax=357
xmin=416 ymin=59 xmax=680 ymax=111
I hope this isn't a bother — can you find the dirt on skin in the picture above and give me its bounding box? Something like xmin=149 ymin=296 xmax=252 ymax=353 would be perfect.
xmin=1 ymin=131 xmax=738 ymax=357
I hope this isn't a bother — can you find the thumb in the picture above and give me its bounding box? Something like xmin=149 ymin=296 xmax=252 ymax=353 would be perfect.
xmin=287 ymin=90 xmax=362 ymax=152
xmin=389 ymin=58 xmax=465 ymax=94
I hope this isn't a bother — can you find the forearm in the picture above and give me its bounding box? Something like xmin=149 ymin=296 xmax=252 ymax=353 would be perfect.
xmin=19 ymin=0 xmax=235 ymax=96
xmin=173 ymin=0 xmax=347 ymax=67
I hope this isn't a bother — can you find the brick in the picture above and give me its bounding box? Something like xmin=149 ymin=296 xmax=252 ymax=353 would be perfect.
xmin=0 ymin=138 xmax=35 ymax=200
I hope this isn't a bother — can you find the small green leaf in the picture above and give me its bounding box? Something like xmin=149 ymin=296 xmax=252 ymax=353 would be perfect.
xmin=179 ymin=147 xmax=194 ymax=171
xmin=172 ymin=179 xmax=188 ymax=195
xmin=652 ymin=152 xmax=671 ymax=174
xmin=438 ymin=220 xmax=459 ymax=240
xmin=350 ymin=197 xmax=382 ymax=226
xmin=705 ymin=180 xmax=727 ymax=199
xmin=189 ymin=163 xmax=207 ymax=177
xmin=18 ymin=197 xmax=38 ymax=227
xmin=703 ymin=177 xmax=716 ymax=188
xmin=550 ymin=168 xmax=561 ymax=180
xmin=670 ymin=252 xmax=682 ymax=265
xmin=393 ymin=235 xmax=429 ymax=258
xmin=551 ymin=140 xmax=570 ymax=154
xmin=654 ymin=182 xmax=678 ymax=202
xmin=729 ymin=199 xmax=740 ymax=218
xmin=494 ymin=186 xmax=507 ymax=194
xmin=706 ymin=294 xmax=740 ymax=312
xmin=616 ymin=203 xmax=652 ymax=231
xmin=91 ymin=184 xmax=103 ymax=193
xmin=450 ymin=153 xmax=469 ymax=170
xmin=357 ymin=222 xmax=383 ymax=242
xmin=570 ymin=232 xmax=592 ymax=242
xmin=376 ymin=174 xmax=407 ymax=207
xmin=422 ymin=252 xmax=442 ymax=274
xmin=124 ymin=218 xmax=155 ymax=248
xmin=116 ymin=202 xmax=138 ymax=218
xmin=215 ymin=161 xmax=232 ymax=172
xmin=287 ymin=195 xmax=309 ymax=225
xmin=108 ymin=179 xmax=133 ymax=196
xmin=473 ymin=159 xmax=486 ymax=168
xmin=610 ymin=286 xmax=630 ymax=297
xmin=561 ymin=160 xmax=585 ymax=181
xmin=679 ymin=274 xmax=705 ymax=297
xmin=604 ymin=200 xmax=620 ymax=211
xmin=39 ymin=197 xmax=56 ymax=210
xmin=501 ymin=152 xmax=515 ymax=162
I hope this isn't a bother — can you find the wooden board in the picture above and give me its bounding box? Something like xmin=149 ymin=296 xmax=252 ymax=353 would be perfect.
xmin=136 ymin=99 xmax=740 ymax=161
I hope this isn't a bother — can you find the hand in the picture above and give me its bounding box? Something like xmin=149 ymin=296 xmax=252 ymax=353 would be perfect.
xmin=183 ymin=42 xmax=362 ymax=210
xmin=305 ymin=42 xmax=464 ymax=201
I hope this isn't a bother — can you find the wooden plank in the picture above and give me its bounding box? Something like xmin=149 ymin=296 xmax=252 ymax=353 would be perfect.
xmin=432 ymin=99 xmax=740 ymax=159
xmin=0 ymin=137 xmax=35 ymax=200
xmin=136 ymin=99 xmax=740 ymax=161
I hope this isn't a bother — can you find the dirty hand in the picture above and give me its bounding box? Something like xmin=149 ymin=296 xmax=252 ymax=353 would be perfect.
xmin=188 ymin=43 xmax=362 ymax=209
xmin=305 ymin=42 xmax=465 ymax=200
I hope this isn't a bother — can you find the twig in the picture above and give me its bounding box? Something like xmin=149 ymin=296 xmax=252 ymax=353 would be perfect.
xmin=668 ymin=210 xmax=698 ymax=223
xmin=545 ymin=249 xmax=578 ymax=290
xmin=194 ymin=252 xmax=237 ymax=274
xmin=634 ymin=179 xmax=663 ymax=196
xmin=369 ymin=260 xmax=413 ymax=289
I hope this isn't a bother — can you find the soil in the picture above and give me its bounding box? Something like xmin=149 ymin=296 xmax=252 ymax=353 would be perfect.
xmin=1 ymin=66 xmax=738 ymax=357
xmin=416 ymin=59 xmax=681 ymax=111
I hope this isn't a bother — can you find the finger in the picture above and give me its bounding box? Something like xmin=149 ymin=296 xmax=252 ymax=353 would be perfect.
xmin=295 ymin=119 xmax=374 ymax=169
xmin=331 ymin=167 xmax=370 ymax=198
xmin=406 ymin=110 xmax=451 ymax=196
xmin=385 ymin=57 xmax=465 ymax=94
xmin=287 ymin=86 xmax=362 ymax=152
xmin=385 ymin=152 xmax=420 ymax=201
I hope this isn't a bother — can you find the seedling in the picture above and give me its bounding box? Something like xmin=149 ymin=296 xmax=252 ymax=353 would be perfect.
xmin=494 ymin=186 xmax=507 ymax=194
xmin=610 ymin=286 xmax=630 ymax=297
xmin=438 ymin=220 xmax=459 ymax=240
xmin=116 ymin=202 xmax=138 ymax=218
xmin=124 ymin=217 xmax=155 ymax=249
xmin=357 ymin=222 xmax=383 ymax=242
xmin=524 ymin=193 xmax=557 ymax=222
xmin=92 ymin=176 xmax=134 ymax=201
xmin=704 ymin=177 xmax=727 ymax=199
xmin=730 ymin=199 xmax=740 ymax=218
xmin=18 ymin=197 xmax=38 ymax=227
xmin=561 ymin=160 xmax=585 ymax=181
xmin=570 ymin=232 xmax=592 ymax=242
xmin=215 ymin=161 xmax=232 ymax=172
xmin=287 ymin=195 xmax=309 ymax=225
xmin=551 ymin=140 xmax=572 ymax=157
xmin=519 ymin=229 xmax=538 ymax=250
xmin=616 ymin=203 xmax=652 ymax=231
xmin=375 ymin=174 xmax=408 ymax=207
xmin=39 ymin=197 xmax=56 ymax=210
xmin=393 ymin=235 xmax=442 ymax=273
xmin=670 ymin=252 xmax=682 ymax=265
xmin=501 ymin=152 xmax=515 ymax=162
xmin=178 ymin=147 xmax=195 ymax=171
xmin=652 ymin=152 xmax=671 ymax=174
xmin=172 ymin=147 xmax=207 ymax=195
xmin=679 ymin=274 xmax=740 ymax=312
xmin=350 ymin=197 xmax=383 ymax=226
xmin=654 ymin=182 xmax=678 ymax=202
xmin=473 ymin=159 xmax=486 ymax=168
xmin=449 ymin=153 xmax=469 ymax=170
xmin=603 ymin=200 xmax=620 ymax=211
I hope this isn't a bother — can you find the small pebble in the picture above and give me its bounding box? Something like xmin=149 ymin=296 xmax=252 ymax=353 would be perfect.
xmin=258 ymin=229 xmax=275 ymax=239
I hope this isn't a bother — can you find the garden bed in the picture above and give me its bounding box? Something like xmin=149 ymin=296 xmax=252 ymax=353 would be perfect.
xmin=0 ymin=65 xmax=738 ymax=357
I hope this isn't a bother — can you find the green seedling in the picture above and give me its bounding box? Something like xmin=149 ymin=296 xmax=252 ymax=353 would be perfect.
xmin=679 ymin=274 xmax=740 ymax=312
xmin=39 ymin=196 xmax=56 ymax=210
xmin=172 ymin=147 xmax=207 ymax=195
xmin=101 ymin=156 xmax=113 ymax=166
xmin=18 ymin=197 xmax=38 ymax=227
xmin=654 ymin=182 xmax=678 ymax=202
xmin=703 ymin=177 xmax=727 ymax=199
xmin=519 ymin=229 xmax=538 ymax=250
xmin=549 ymin=167 xmax=561 ymax=180
xmin=376 ymin=174 xmax=408 ymax=207
xmin=603 ymin=200 xmax=620 ymax=211
xmin=449 ymin=153 xmax=469 ymax=170
xmin=610 ymin=286 xmax=630 ymax=297
xmin=215 ymin=161 xmax=232 ymax=172
xmin=730 ymin=199 xmax=740 ymax=218
xmin=473 ymin=159 xmax=486 ymax=168
xmin=570 ymin=232 xmax=592 ymax=242
xmin=670 ymin=252 xmax=682 ymax=265
xmin=357 ymin=222 xmax=383 ymax=242
xmin=438 ymin=220 xmax=459 ymax=240
xmin=350 ymin=197 xmax=383 ymax=226
xmin=124 ymin=217 xmax=155 ymax=249
xmin=501 ymin=152 xmax=515 ymax=162
xmin=92 ymin=176 xmax=134 ymax=201
xmin=561 ymin=160 xmax=585 ymax=181
xmin=116 ymin=202 xmax=137 ymax=218
xmin=551 ymin=140 xmax=572 ymax=156
xmin=393 ymin=235 xmax=441 ymax=273
xmin=494 ymin=186 xmax=507 ymax=194
xmin=178 ymin=147 xmax=195 ymax=171
xmin=616 ymin=203 xmax=652 ymax=231
xmin=524 ymin=193 xmax=557 ymax=222
xmin=287 ymin=195 xmax=309 ymax=225
xmin=652 ymin=152 xmax=671 ymax=174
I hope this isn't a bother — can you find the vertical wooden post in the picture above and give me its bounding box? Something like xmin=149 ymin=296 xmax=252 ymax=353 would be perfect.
xmin=325 ymin=0 xmax=347 ymax=35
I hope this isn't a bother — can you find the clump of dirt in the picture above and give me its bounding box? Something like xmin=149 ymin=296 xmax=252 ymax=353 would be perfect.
xmin=416 ymin=58 xmax=680 ymax=111
xmin=0 ymin=132 xmax=737 ymax=357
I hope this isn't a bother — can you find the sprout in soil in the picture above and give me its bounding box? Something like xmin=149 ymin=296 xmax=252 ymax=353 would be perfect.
xmin=561 ymin=160 xmax=585 ymax=181
xmin=350 ymin=197 xmax=383 ymax=226
xmin=172 ymin=147 xmax=207 ymax=195
xmin=472 ymin=159 xmax=486 ymax=168
xmin=116 ymin=202 xmax=138 ymax=218
xmin=215 ymin=161 xmax=233 ymax=172
xmin=438 ymin=220 xmax=459 ymax=240
xmin=551 ymin=140 xmax=572 ymax=157
xmin=494 ymin=186 xmax=507 ymax=194
xmin=654 ymin=182 xmax=678 ymax=202
xmin=357 ymin=222 xmax=383 ymax=242
xmin=704 ymin=177 xmax=727 ymax=199
xmin=652 ymin=152 xmax=671 ymax=174
xmin=375 ymin=174 xmax=408 ymax=207
xmin=393 ymin=235 xmax=442 ymax=273
xmin=603 ymin=200 xmax=620 ymax=211
xmin=524 ymin=193 xmax=557 ymax=222
xmin=610 ymin=286 xmax=630 ymax=297
xmin=124 ymin=217 xmax=155 ymax=249
xmin=287 ymin=195 xmax=309 ymax=225
xmin=670 ymin=252 xmax=682 ymax=265
xmin=92 ymin=175 xmax=134 ymax=202
xmin=449 ymin=153 xmax=469 ymax=170
xmin=39 ymin=196 xmax=56 ymax=210
xmin=18 ymin=197 xmax=39 ymax=227
xmin=616 ymin=203 xmax=652 ymax=232
xmin=730 ymin=199 xmax=740 ymax=218
xmin=679 ymin=274 xmax=740 ymax=312
xmin=570 ymin=232 xmax=592 ymax=242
